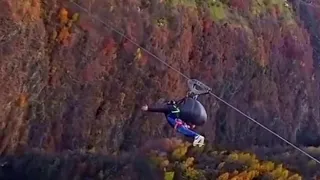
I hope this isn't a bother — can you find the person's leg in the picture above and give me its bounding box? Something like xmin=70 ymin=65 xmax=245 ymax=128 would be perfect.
xmin=166 ymin=115 xmax=197 ymax=137
xmin=175 ymin=125 xmax=199 ymax=138
xmin=176 ymin=125 xmax=205 ymax=147
xmin=167 ymin=116 xmax=186 ymax=130
xmin=166 ymin=115 xmax=205 ymax=147
xmin=166 ymin=115 xmax=177 ymax=128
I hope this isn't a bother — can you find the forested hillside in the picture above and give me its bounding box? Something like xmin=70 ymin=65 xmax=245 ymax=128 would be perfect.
xmin=0 ymin=0 xmax=320 ymax=179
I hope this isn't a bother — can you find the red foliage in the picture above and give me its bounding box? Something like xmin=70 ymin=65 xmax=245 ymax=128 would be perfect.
xmin=122 ymin=39 xmax=136 ymax=53
xmin=274 ymin=5 xmax=281 ymax=18
xmin=82 ymin=60 xmax=103 ymax=82
xmin=269 ymin=6 xmax=277 ymax=19
xmin=78 ymin=15 xmax=95 ymax=33
xmin=0 ymin=0 xmax=13 ymax=19
xmin=123 ymin=21 xmax=140 ymax=53
xmin=229 ymin=0 xmax=249 ymax=11
xmin=48 ymin=72 xmax=61 ymax=87
xmin=1 ymin=0 xmax=319 ymax=167
xmin=102 ymin=37 xmax=116 ymax=55
xmin=202 ymin=19 xmax=212 ymax=33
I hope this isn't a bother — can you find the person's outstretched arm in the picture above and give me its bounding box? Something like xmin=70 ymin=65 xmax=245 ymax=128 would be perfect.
xmin=141 ymin=103 xmax=175 ymax=114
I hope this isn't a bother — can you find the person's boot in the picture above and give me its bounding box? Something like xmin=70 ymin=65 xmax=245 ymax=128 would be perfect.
xmin=193 ymin=135 xmax=205 ymax=147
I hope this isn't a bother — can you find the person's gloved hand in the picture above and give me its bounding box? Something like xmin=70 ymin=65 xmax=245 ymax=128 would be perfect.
xmin=141 ymin=105 xmax=148 ymax=111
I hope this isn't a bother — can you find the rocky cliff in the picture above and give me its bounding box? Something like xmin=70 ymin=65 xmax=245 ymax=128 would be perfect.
xmin=1 ymin=0 xmax=320 ymax=176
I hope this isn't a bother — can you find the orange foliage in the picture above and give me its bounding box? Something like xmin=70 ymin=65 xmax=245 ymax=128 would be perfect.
xmin=29 ymin=0 xmax=41 ymax=21
xmin=57 ymin=27 xmax=70 ymax=45
xmin=7 ymin=0 xmax=41 ymax=22
xmin=56 ymin=7 xmax=79 ymax=46
xmin=59 ymin=8 xmax=69 ymax=24
xmin=17 ymin=93 xmax=29 ymax=108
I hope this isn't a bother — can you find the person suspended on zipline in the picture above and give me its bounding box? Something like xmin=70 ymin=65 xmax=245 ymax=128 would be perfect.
xmin=141 ymin=79 xmax=211 ymax=147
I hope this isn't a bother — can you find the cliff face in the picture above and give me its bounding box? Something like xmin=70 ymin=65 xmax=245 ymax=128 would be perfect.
xmin=292 ymin=0 xmax=320 ymax=146
xmin=0 ymin=0 xmax=320 ymax=156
